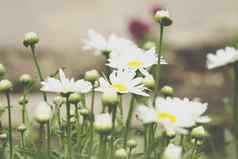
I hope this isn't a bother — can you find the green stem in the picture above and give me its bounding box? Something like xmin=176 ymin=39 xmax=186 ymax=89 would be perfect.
xmin=6 ymin=92 xmax=13 ymax=159
xmin=153 ymin=25 xmax=164 ymax=107
xmin=66 ymin=95 xmax=72 ymax=159
xmin=110 ymin=106 xmax=117 ymax=158
xmin=99 ymin=135 xmax=107 ymax=159
xmin=128 ymin=148 xmax=132 ymax=159
xmin=46 ymin=121 xmax=51 ymax=158
xmin=30 ymin=45 xmax=47 ymax=101
xmin=123 ymin=96 xmax=135 ymax=147
xmin=191 ymin=139 xmax=198 ymax=159
xmin=39 ymin=123 xmax=45 ymax=155
xmin=22 ymin=90 xmax=27 ymax=124
xmin=20 ymin=131 xmax=27 ymax=159
xmin=144 ymin=125 xmax=148 ymax=156
xmin=89 ymin=85 xmax=95 ymax=159
xmin=119 ymin=94 xmax=123 ymax=120
xmin=234 ymin=63 xmax=238 ymax=159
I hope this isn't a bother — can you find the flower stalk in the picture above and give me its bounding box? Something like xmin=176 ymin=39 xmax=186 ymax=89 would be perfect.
xmin=30 ymin=45 xmax=47 ymax=101
xmin=6 ymin=92 xmax=13 ymax=159
xmin=153 ymin=25 xmax=164 ymax=107
xmin=65 ymin=94 xmax=72 ymax=159
xmin=123 ymin=95 xmax=135 ymax=147
xmin=234 ymin=63 xmax=238 ymax=159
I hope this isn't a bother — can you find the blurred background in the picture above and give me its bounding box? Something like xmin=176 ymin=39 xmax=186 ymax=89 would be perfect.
xmin=1 ymin=0 xmax=238 ymax=157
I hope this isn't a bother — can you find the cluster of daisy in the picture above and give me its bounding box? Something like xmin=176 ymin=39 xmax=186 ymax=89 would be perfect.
xmin=0 ymin=9 xmax=214 ymax=159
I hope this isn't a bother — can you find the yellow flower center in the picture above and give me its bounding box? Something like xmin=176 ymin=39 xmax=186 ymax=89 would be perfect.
xmin=111 ymin=83 xmax=128 ymax=93
xmin=127 ymin=60 xmax=144 ymax=69
xmin=157 ymin=112 xmax=177 ymax=123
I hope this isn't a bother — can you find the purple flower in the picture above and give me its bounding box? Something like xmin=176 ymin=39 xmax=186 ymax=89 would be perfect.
xmin=128 ymin=19 xmax=152 ymax=41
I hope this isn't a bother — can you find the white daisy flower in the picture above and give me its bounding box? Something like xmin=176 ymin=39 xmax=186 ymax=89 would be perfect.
xmin=156 ymin=97 xmax=210 ymax=134
xmin=41 ymin=69 xmax=92 ymax=94
xmin=82 ymin=29 xmax=136 ymax=56
xmin=107 ymin=47 xmax=167 ymax=76
xmin=136 ymin=97 xmax=210 ymax=134
xmin=97 ymin=69 xmax=148 ymax=96
xmin=206 ymin=47 xmax=238 ymax=69
xmin=163 ymin=144 xmax=182 ymax=159
xmin=136 ymin=105 xmax=157 ymax=124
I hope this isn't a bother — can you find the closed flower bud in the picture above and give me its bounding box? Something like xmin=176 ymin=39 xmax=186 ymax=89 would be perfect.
xmin=0 ymin=79 xmax=13 ymax=93
xmin=18 ymin=96 xmax=28 ymax=105
xmin=0 ymin=64 xmax=6 ymax=78
xmin=69 ymin=93 xmax=81 ymax=104
xmin=94 ymin=113 xmax=112 ymax=135
xmin=53 ymin=96 xmax=65 ymax=106
xmin=19 ymin=74 xmax=33 ymax=87
xmin=84 ymin=69 xmax=100 ymax=82
xmin=127 ymin=139 xmax=137 ymax=149
xmin=143 ymin=41 xmax=156 ymax=50
xmin=17 ymin=124 xmax=27 ymax=132
xmin=115 ymin=148 xmax=128 ymax=159
xmin=23 ymin=32 xmax=39 ymax=47
xmin=102 ymin=90 xmax=119 ymax=107
xmin=142 ymin=76 xmax=155 ymax=90
xmin=166 ymin=130 xmax=176 ymax=139
xmin=160 ymin=85 xmax=174 ymax=97
xmin=79 ymin=108 xmax=90 ymax=116
xmin=163 ymin=144 xmax=182 ymax=159
xmin=34 ymin=101 xmax=52 ymax=124
xmin=191 ymin=126 xmax=208 ymax=139
xmin=154 ymin=10 xmax=172 ymax=27
xmin=0 ymin=133 xmax=7 ymax=140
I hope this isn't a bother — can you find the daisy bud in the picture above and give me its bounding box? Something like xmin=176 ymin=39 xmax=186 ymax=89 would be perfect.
xmin=163 ymin=144 xmax=182 ymax=159
xmin=23 ymin=32 xmax=39 ymax=47
xmin=0 ymin=64 xmax=6 ymax=78
xmin=18 ymin=96 xmax=28 ymax=105
xmin=79 ymin=108 xmax=90 ymax=116
xmin=115 ymin=148 xmax=128 ymax=159
xmin=70 ymin=117 xmax=76 ymax=124
xmin=127 ymin=139 xmax=137 ymax=149
xmin=19 ymin=74 xmax=33 ymax=87
xmin=17 ymin=124 xmax=27 ymax=132
xmin=191 ymin=126 xmax=208 ymax=139
xmin=160 ymin=85 xmax=174 ymax=97
xmin=143 ymin=41 xmax=156 ymax=50
xmin=53 ymin=96 xmax=65 ymax=106
xmin=84 ymin=69 xmax=100 ymax=82
xmin=142 ymin=76 xmax=155 ymax=90
xmin=94 ymin=113 xmax=112 ymax=135
xmin=165 ymin=130 xmax=176 ymax=139
xmin=0 ymin=79 xmax=13 ymax=93
xmin=69 ymin=93 xmax=81 ymax=104
xmin=154 ymin=10 xmax=172 ymax=27
xmin=34 ymin=101 xmax=52 ymax=124
xmin=0 ymin=133 xmax=7 ymax=140
xmin=102 ymin=90 xmax=119 ymax=107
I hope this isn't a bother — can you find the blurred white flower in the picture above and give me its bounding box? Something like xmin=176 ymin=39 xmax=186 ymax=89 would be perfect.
xmin=136 ymin=97 xmax=210 ymax=134
xmin=156 ymin=97 xmax=210 ymax=134
xmin=107 ymin=47 xmax=166 ymax=77
xmin=97 ymin=69 xmax=148 ymax=96
xmin=163 ymin=144 xmax=182 ymax=159
xmin=206 ymin=47 xmax=238 ymax=69
xmin=34 ymin=101 xmax=52 ymax=123
xmin=94 ymin=113 xmax=112 ymax=133
xmin=41 ymin=69 xmax=92 ymax=94
xmin=136 ymin=105 xmax=157 ymax=124
xmin=82 ymin=29 xmax=136 ymax=56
